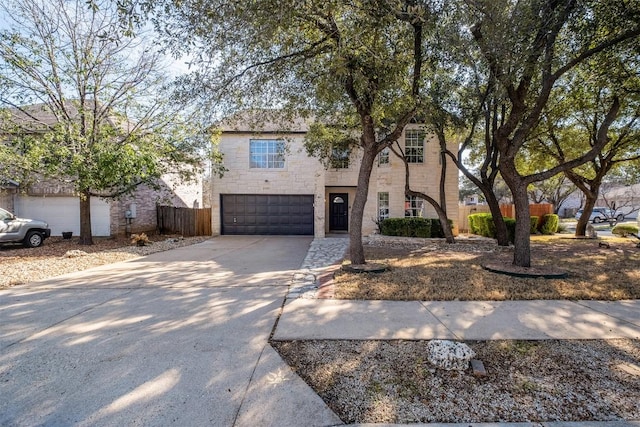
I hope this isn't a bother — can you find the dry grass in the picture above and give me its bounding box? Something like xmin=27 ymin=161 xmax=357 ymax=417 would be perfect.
xmin=333 ymin=235 xmax=640 ymax=301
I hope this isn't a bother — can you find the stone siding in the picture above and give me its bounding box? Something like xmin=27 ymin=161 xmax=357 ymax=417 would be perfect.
xmin=213 ymin=124 xmax=459 ymax=237
xmin=211 ymin=132 xmax=326 ymax=236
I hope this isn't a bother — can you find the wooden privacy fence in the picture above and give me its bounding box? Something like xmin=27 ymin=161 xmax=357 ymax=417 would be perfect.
xmin=499 ymin=203 xmax=553 ymax=219
xmin=157 ymin=205 xmax=212 ymax=236
xmin=458 ymin=203 xmax=554 ymax=233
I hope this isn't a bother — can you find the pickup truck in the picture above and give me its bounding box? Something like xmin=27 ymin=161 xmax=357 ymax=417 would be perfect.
xmin=0 ymin=207 xmax=51 ymax=247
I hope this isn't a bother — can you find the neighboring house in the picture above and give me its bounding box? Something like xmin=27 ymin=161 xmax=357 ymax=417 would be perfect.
xmin=555 ymin=183 xmax=640 ymax=219
xmin=463 ymin=193 xmax=483 ymax=205
xmin=597 ymin=183 xmax=640 ymax=219
xmin=211 ymin=114 xmax=459 ymax=237
xmin=0 ymin=174 xmax=203 ymax=237
xmin=0 ymin=104 xmax=204 ymax=236
xmin=0 ymin=180 xmax=18 ymax=213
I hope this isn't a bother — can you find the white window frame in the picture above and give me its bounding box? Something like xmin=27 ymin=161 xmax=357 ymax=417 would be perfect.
xmin=405 ymin=130 xmax=425 ymax=163
xmin=405 ymin=195 xmax=424 ymax=217
xmin=378 ymin=147 xmax=390 ymax=166
xmin=378 ymin=192 xmax=390 ymax=221
xmin=330 ymin=148 xmax=350 ymax=169
xmin=249 ymin=139 xmax=285 ymax=169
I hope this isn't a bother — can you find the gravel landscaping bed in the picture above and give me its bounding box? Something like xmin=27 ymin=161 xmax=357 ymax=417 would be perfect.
xmin=273 ymin=339 xmax=640 ymax=424
xmin=0 ymin=235 xmax=210 ymax=288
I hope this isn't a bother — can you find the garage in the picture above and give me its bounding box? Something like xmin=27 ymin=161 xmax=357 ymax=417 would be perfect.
xmin=221 ymin=194 xmax=314 ymax=235
xmin=14 ymin=196 xmax=111 ymax=236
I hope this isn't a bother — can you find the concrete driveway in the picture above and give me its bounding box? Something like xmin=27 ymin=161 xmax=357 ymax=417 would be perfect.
xmin=0 ymin=236 xmax=341 ymax=427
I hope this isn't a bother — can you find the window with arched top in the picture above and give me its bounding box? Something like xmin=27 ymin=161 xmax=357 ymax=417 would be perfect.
xmin=333 ymin=196 xmax=344 ymax=204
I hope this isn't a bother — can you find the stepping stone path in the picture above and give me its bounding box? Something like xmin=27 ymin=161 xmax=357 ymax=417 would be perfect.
xmin=287 ymin=238 xmax=349 ymax=299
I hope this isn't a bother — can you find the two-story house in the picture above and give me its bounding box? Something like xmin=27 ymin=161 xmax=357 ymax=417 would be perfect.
xmin=211 ymin=114 xmax=459 ymax=237
xmin=1 ymin=104 xmax=204 ymax=236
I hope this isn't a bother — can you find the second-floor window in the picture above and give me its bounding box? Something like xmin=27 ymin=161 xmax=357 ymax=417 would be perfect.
xmin=405 ymin=130 xmax=424 ymax=163
xmin=378 ymin=147 xmax=390 ymax=166
xmin=250 ymin=139 xmax=285 ymax=169
xmin=330 ymin=148 xmax=350 ymax=169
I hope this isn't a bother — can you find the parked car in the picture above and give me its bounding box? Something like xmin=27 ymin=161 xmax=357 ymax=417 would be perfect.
xmin=0 ymin=207 xmax=51 ymax=247
xmin=575 ymin=207 xmax=624 ymax=223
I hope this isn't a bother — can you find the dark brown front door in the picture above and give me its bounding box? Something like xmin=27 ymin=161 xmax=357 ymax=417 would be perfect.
xmin=329 ymin=193 xmax=348 ymax=231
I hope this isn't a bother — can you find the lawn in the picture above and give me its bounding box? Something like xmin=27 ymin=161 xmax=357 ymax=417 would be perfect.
xmin=332 ymin=235 xmax=640 ymax=301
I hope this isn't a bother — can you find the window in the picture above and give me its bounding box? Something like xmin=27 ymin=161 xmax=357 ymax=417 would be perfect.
xmin=378 ymin=192 xmax=389 ymax=220
xmin=405 ymin=130 xmax=424 ymax=163
xmin=405 ymin=195 xmax=424 ymax=217
xmin=378 ymin=148 xmax=390 ymax=166
xmin=250 ymin=139 xmax=285 ymax=169
xmin=330 ymin=148 xmax=350 ymax=169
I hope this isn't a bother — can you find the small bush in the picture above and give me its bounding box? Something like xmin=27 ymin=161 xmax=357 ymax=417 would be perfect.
xmin=430 ymin=218 xmax=454 ymax=238
xmin=380 ymin=217 xmax=453 ymax=238
xmin=468 ymin=214 xmax=535 ymax=242
xmin=504 ymin=217 xmax=516 ymax=243
xmin=380 ymin=217 xmax=430 ymax=237
xmin=612 ymin=224 xmax=639 ymax=237
xmin=539 ymin=214 xmax=560 ymax=235
xmin=468 ymin=213 xmax=495 ymax=237
xmin=530 ymin=216 xmax=540 ymax=234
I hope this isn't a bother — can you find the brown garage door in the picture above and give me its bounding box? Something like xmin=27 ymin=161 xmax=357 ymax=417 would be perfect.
xmin=221 ymin=194 xmax=314 ymax=235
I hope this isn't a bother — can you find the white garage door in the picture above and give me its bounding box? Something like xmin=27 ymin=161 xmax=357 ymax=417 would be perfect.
xmin=15 ymin=196 xmax=111 ymax=236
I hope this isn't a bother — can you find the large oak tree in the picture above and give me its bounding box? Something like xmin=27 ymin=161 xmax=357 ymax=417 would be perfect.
xmin=463 ymin=0 xmax=640 ymax=266
xmin=129 ymin=0 xmax=447 ymax=264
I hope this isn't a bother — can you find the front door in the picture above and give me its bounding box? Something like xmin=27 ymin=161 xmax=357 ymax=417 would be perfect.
xmin=329 ymin=193 xmax=348 ymax=231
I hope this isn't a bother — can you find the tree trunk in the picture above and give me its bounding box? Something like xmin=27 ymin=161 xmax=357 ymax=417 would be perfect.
xmin=511 ymin=183 xmax=532 ymax=267
xmin=437 ymin=142 xmax=455 ymax=243
xmin=349 ymin=141 xmax=377 ymax=265
xmin=484 ymin=190 xmax=510 ymax=246
xmin=79 ymin=190 xmax=93 ymax=245
xmin=432 ymin=199 xmax=455 ymax=243
xmin=575 ymin=194 xmax=598 ymax=237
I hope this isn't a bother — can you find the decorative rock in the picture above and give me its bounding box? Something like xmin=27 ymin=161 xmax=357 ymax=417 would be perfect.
xmin=470 ymin=359 xmax=487 ymax=377
xmin=426 ymin=340 xmax=476 ymax=371
xmin=63 ymin=250 xmax=88 ymax=258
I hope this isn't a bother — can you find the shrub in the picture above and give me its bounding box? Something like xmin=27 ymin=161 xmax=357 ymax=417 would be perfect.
xmin=379 ymin=217 xmax=454 ymax=238
xmin=380 ymin=217 xmax=431 ymax=237
xmin=530 ymin=216 xmax=540 ymax=234
xmin=468 ymin=214 xmax=532 ymax=243
xmin=504 ymin=217 xmax=516 ymax=243
xmin=430 ymin=218 xmax=454 ymax=238
xmin=468 ymin=213 xmax=495 ymax=237
xmin=539 ymin=214 xmax=560 ymax=235
xmin=612 ymin=223 xmax=639 ymax=237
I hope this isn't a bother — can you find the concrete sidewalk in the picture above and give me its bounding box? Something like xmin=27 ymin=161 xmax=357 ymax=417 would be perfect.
xmin=273 ymin=299 xmax=640 ymax=341
xmin=271 ymin=298 xmax=640 ymax=427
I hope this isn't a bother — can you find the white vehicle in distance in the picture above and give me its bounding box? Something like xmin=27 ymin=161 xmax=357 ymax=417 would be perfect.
xmin=575 ymin=207 xmax=624 ymax=224
xmin=0 ymin=207 xmax=51 ymax=247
